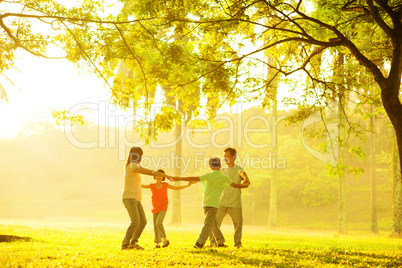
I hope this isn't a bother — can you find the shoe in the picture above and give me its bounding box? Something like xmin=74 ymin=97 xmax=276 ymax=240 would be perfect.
xmin=153 ymin=244 xmax=161 ymax=249
xmin=234 ymin=243 xmax=242 ymax=248
xmin=194 ymin=242 xmax=204 ymax=249
xmin=216 ymin=243 xmax=228 ymax=248
xmin=162 ymin=240 xmax=170 ymax=248
xmin=128 ymin=244 xmax=144 ymax=250
xmin=121 ymin=245 xmax=130 ymax=250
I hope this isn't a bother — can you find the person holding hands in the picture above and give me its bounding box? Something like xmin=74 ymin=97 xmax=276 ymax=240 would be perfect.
xmin=173 ymin=157 xmax=250 ymax=249
xmin=121 ymin=146 xmax=173 ymax=250
xmin=142 ymin=169 xmax=195 ymax=249
xmin=209 ymin=147 xmax=250 ymax=248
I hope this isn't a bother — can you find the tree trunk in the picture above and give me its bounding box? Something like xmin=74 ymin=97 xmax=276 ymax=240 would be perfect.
xmin=265 ymin=51 xmax=279 ymax=228
xmin=160 ymin=85 xmax=183 ymax=225
xmin=171 ymin=123 xmax=182 ymax=225
xmin=370 ymin=98 xmax=379 ymax=234
xmin=391 ymin=137 xmax=402 ymax=236
xmin=337 ymin=53 xmax=347 ymax=234
xmin=268 ymin=172 xmax=277 ymax=228
xmin=383 ymin=106 xmax=402 ymax=199
xmin=377 ymin=31 xmax=402 ymax=199
xmin=338 ymin=172 xmax=347 ymax=234
xmin=268 ymin=96 xmax=278 ymax=228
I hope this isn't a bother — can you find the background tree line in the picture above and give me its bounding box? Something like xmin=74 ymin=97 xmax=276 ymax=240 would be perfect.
xmin=0 ymin=106 xmax=398 ymax=232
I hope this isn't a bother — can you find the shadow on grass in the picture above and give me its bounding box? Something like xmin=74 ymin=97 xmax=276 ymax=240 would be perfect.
xmin=187 ymin=247 xmax=402 ymax=267
xmin=0 ymin=235 xmax=32 ymax=243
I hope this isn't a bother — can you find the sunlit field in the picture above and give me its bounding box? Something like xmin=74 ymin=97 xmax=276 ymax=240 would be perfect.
xmin=1 ymin=219 xmax=401 ymax=267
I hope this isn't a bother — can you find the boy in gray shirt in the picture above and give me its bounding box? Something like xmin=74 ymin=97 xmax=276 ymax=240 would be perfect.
xmin=209 ymin=148 xmax=250 ymax=248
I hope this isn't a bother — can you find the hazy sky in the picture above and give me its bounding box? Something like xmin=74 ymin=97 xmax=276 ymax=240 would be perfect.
xmin=0 ymin=50 xmax=110 ymax=139
xmin=0 ymin=50 xmax=260 ymax=140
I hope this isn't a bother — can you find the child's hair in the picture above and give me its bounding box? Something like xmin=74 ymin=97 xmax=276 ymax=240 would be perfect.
xmin=209 ymin=157 xmax=221 ymax=169
xmin=154 ymin=169 xmax=166 ymax=181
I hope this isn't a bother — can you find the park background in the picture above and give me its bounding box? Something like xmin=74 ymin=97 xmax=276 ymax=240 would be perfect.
xmin=0 ymin=0 xmax=400 ymax=238
xmin=0 ymin=104 xmax=395 ymax=231
xmin=1 ymin=1 xmax=402 ymax=266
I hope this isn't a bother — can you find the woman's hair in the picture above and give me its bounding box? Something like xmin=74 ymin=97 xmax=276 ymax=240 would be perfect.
xmin=125 ymin=147 xmax=144 ymax=168
xmin=154 ymin=169 xmax=166 ymax=181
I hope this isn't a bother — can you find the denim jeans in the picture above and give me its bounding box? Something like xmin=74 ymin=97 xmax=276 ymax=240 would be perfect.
xmin=153 ymin=210 xmax=167 ymax=243
xmin=122 ymin=198 xmax=147 ymax=247
xmin=197 ymin=207 xmax=225 ymax=245
xmin=209 ymin=205 xmax=243 ymax=247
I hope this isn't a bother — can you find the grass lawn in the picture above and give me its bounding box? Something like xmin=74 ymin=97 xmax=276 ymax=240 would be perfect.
xmin=0 ymin=219 xmax=401 ymax=267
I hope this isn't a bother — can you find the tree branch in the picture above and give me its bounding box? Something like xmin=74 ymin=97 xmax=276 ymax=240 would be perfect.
xmin=62 ymin=21 xmax=113 ymax=91
xmin=367 ymin=0 xmax=393 ymax=40
xmin=113 ymin=23 xmax=149 ymax=109
xmin=136 ymin=20 xmax=164 ymax=56
xmin=0 ymin=12 xmax=156 ymax=25
xmin=287 ymin=6 xmax=387 ymax=88
xmin=0 ymin=17 xmax=63 ymax=59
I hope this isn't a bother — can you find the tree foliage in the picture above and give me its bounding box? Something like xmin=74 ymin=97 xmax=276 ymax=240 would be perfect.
xmin=102 ymin=0 xmax=401 ymax=183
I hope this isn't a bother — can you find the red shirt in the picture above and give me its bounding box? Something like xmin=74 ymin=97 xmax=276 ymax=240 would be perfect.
xmin=150 ymin=183 xmax=168 ymax=213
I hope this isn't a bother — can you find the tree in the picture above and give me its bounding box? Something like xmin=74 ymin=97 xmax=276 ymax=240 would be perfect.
xmin=0 ymin=1 xmax=118 ymax=79
xmin=104 ymin=7 xmax=213 ymax=224
xmin=1 ymin=0 xmax=239 ymax=226
xmin=3 ymin=2 xmax=401 ymax=231
xmin=65 ymin=0 xmax=400 ymax=231
xmin=115 ymin=0 xmax=401 ymax=199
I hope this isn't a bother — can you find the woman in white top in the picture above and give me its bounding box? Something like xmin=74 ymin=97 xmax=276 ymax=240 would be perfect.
xmin=121 ymin=146 xmax=172 ymax=250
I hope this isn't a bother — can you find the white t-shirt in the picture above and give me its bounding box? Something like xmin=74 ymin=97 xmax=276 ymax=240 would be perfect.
xmin=220 ymin=165 xmax=243 ymax=208
xmin=122 ymin=162 xmax=142 ymax=201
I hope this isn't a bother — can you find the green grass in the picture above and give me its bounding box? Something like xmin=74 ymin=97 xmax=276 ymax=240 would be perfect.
xmin=0 ymin=219 xmax=401 ymax=267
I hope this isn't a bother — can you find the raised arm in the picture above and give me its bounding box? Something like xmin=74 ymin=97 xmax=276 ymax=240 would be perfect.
xmin=173 ymin=176 xmax=200 ymax=182
xmin=167 ymin=181 xmax=196 ymax=190
xmin=133 ymin=166 xmax=172 ymax=180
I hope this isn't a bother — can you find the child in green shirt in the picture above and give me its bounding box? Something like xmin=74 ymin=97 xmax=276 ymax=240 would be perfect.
xmin=173 ymin=157 xmax=250 ymax=248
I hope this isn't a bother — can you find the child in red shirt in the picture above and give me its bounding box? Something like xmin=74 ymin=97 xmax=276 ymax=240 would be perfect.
xmin=142 ymin=169 xmax=194 ymax=248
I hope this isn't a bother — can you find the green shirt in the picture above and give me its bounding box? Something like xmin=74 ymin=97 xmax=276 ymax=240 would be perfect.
xmin=199 ymin=170 xmax=233 ymax=208
xmin=220 ymin=165 xmax=243 ymax=208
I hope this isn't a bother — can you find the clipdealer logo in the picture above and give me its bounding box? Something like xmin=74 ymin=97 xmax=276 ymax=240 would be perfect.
xmin=301 ymin=102 xmax=339 ymax=167
xmin=61 ymin=101 xmax=340 ymax=168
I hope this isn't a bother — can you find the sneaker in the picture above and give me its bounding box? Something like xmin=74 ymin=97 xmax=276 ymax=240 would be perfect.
xmin=194 ymin=242 xmax=204 ymax=249
xmin=216 ymin=243 xmax=228 ymax=248
xmin=162 ymin=240 xmax=170 ymax=248
xmin=153 ymin=244 xmax=161 ymax=249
